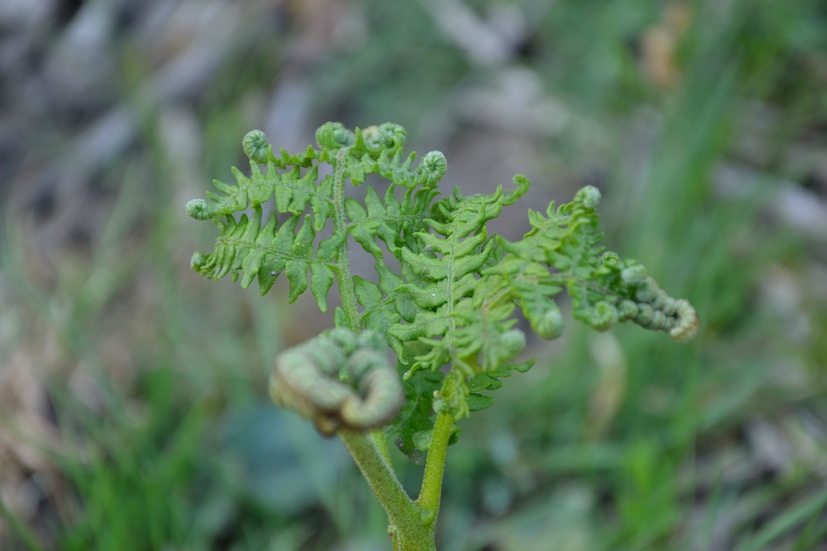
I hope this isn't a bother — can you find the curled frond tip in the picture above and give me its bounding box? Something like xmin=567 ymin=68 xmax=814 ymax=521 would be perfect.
xmin=270 ymin=329 xmax=404 ymax=435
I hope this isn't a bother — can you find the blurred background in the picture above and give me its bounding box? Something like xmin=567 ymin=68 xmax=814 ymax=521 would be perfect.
xmin=1 ymin=0 xmax=826 ymax=549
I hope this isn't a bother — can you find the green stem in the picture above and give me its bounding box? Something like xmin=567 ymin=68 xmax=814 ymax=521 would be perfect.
xmin=333 ymin=148 xmax=361 ymax=332
xmin=416 ymin=411 xmax=454 ymax=525
xmin=371 ymin=428 xmax=393 ymax=465
xmin=339 ymin=430 xmax=434 ymax=551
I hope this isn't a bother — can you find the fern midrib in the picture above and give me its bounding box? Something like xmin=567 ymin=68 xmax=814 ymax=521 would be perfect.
xmin=559 ymin=213 xmax=595 ymax=308
xmin=533 ymin=270 xmax=627 ymax=304
xmin=334 ymin=148 xmax=362 ymax=332
xmin=215 ymin=234 xmax=337 ymax=268
xmin=443 ymin=234 xmax=460 ymax=366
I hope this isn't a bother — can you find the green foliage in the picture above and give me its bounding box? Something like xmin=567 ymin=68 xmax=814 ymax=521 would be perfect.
xmin=188 ymin=122 xmax=441 ymax=313
xmin=391 ymin=368 xmax=446 ymax=465
xmin=187 ymin=122 xmax=698 ymax=464
xmin=488 ymin=186 xmax=699 ymax=342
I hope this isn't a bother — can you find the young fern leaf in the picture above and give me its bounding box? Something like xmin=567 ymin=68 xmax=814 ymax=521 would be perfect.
xmin=467 ymin=359 xmax=535 ymax=412
xmin=186 ymin=123 xmax=444 ymax=313
xmin=186 ymin=133 xmax=341 ymax=308
xmin=386 ymin=181 xmax=531 ymax=420
xmin=488 ymin=186 xmax=699 ymax=340
xmin=391 ymin=368 xmax=446 ymax=464
xmin=187 ymin=122 xmax=698 ymax=464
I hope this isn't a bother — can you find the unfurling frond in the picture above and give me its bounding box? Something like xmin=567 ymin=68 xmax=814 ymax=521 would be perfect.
xmin=270 ymin=329 xmax=403 ymax=435
xmin=488 ymin=185 xmax=699 ymax=341
xmin=187 ymin=122 xmax=698 ymax=463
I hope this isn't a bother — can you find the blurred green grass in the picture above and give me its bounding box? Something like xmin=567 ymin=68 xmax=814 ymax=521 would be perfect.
xmin=2 ymin=0 xmax=826 ymax=550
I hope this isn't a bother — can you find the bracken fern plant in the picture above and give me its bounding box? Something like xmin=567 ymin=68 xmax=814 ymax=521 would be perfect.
xmin=186 ymin=122 xmax=698 ymax=550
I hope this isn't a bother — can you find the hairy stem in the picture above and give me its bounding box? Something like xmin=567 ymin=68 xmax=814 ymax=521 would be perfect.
xmin=333 ymin=148 xmax=361 ymax=332
xmin=372 ymin=429 xmax=393 ymax=465
xmin=338 ymin=430 xmax=433 ymax=551
xmin=330 ymin=147 xmax=434 ymax=547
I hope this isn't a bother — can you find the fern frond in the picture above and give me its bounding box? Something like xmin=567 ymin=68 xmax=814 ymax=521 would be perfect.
xmin=188 ymin=124 xmax=448 ymax=315
xmin=467 ymin=359 xmax=535 ymax=412
xmin=188 ymin=122 xmax=699 ymax=465
xmin=488 ymin=185 xmax=698 ymax=340
xmin=389 ymin=368 xmax=446 ymax=465
xmin=385 ymin=181 xmax=532 ymax=419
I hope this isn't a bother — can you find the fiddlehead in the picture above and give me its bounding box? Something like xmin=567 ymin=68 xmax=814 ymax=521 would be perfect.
xmin=242 ymin=129 xmax=270 ymax=165
xmin=270 ymin=329 xmax=403 ymax=435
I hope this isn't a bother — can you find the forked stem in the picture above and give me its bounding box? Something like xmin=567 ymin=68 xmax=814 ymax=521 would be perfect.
xmin=339 ymin=430 xmax=436 ymax=551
